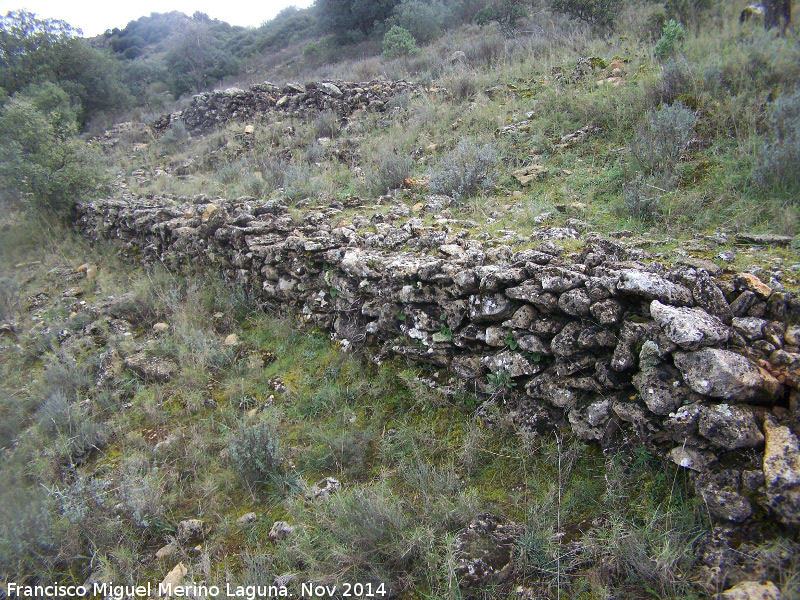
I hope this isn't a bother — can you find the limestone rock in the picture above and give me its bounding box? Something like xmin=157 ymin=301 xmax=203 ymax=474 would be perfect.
xmin=763 ymin=417 xmax=800 ymax=525
xmin=732 ymin=317 xmax=767 ymax=341
xmin=673 ymin=348 xmax=782 ymax=403
xmin=236 ymin=512 xmax=257 ymax=528
xmin=512 ymin=164 xmax=548 ymax=185
xmin=632 ymin=341 xmax=694 ymax=415
xmin=482 ymin=350 xmax=542 ymax=378
xmin=649 ymin=299 xmax=729 ymax=350
xmin=268 ymin=520 xmax=295 ymax=541
xmin=451 ymin=355 xmax=483 ymax=379
xmin=589 ymin=298 xmax=623 ymax=324
xmin=454 ymin=514 xmax=520 ymax=591
xmin=568 ymin=398 xmax=611 ymax=441
xmin=155 ymin=543 xmax=177 ymax=559
xmin=124 ymin=353 xmax=177 ymax=383
xmin=617 ymin=269 xmax=693 ymax=306
xmin=308 ymin=476 xmax=341 ymax=500
xmin=539 ymin=267 xmax=589 ymax=293
xmin=468 ymin=293 xmax=514 ymax=322
xmin=669 ymin=446 xmax=714 ymax=472
xmin=734 ymin=272 xmax=773 ymax=298
xmin=698 ymin=404 xmax=764 ymax=450
xmin=177 ymin=518 xmax=208 ymax=542
xmin=558 ymin=287 xmax=592 ymax=316
xmin=160 ymin=562 xmax=188 ymax=595
xmin=693 ymin=271 xmax=733 ymax=324
xmin=695 ymin=470 xmax=752 ymax=522
xmin=719 ymin=581 xmax=783 ymax=600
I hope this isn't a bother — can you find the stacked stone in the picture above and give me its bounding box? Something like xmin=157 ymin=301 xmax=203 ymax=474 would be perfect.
xmin=77 ymin=194 xmax=800 ymax=526
xmin=152 ymin=80 xmax=424 ymax=134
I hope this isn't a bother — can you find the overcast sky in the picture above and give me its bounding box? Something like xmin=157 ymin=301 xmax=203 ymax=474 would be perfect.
xmin=0 ymin=0 xmax=316 ymax=37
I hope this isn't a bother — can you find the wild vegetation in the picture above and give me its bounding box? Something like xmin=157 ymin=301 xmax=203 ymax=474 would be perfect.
xmin=1 ymin=0 xmax=799 ymax=597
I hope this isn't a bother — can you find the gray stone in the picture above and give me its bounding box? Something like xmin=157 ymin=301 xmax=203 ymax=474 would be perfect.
xmin=454 ymin=514 xmax=520 ymax=590
xmin=590 ymin=298 xmax=624 ymax=324
xmin=318 ymin=82 xmax=343 ymax=97
xmin=730 ymin=290 xmax=759 ymax=317
xmin=482 ymin=350 xmax=542 ymax=378
xmin=650 ymin=300 xmax=729 ymax=350
xmin=669 ymin=446 xmax=714 ymax=472
xmin=695 ymin=470 xmax=752 ymax=522
xmin=663 ymin=402 xmax=703 ymax=442
xmin=268 ymin=521 xmax=295 ymax=541
xmin=673 ymin=348 xmax=783 ymax=403
xmin=308 ymin=477 xmax=341 ymax=500
xmin=236 ymin=512 xmax=258 ymax=528
xmin=514 ymin=333 xmax=551 ymax=356
xmin=732 ymin=317 xmax=767 ymax=341
xmin=539 ymin=267 xmax=589 ymax=292
xmin=693 ymin=271 xmax=733 ymax=324
xmin=763 ymin=417 xmax=800 ymax=525
xmin=617 ymin=269 xmax=693 ymax=306
xmin=632 ymin=360 xmax=689 ymax=416
xmin=469 ymin=293 xmax=515 ymax=322
xmin=505 ymin=284 xmax=558 ymax=312
xmin=124 ymin=353 xmax=177 ymax=383
xmin=550 ymin=322 xmax=583 ymax=357
xmin=568 ymin=398 xmax=611 ymax=441
xmin=557 ymin=287 xmax=592 ymax=316
xmin=451 ymin=355 xmax=484 ymax=379
xmin=177 ymin=519 xmax=208 ymax=542
xmin=503 ymin=305 xmax=538 ymax=329
xmin=698 ymin=404 xmax=764 ymax=450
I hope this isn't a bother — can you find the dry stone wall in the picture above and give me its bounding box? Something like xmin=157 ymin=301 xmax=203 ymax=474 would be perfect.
xmin=152 ymin=80 xmax=424 ymax=134
xmin=77 ymin=194 xmax=800 ymax=527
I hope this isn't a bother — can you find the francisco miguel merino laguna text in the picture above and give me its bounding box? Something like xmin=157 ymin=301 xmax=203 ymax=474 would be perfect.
xmin=6 ymin=581 xmax=387 ymax=599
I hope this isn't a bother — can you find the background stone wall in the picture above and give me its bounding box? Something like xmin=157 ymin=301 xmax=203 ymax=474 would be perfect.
xmin=152 ymin=80 xmax=424 ymax=134
xmin=77 ymin=194 xmax=800 ymax=526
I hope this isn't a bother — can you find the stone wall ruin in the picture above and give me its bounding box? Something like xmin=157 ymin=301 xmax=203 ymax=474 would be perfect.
xmin=152 ymin=80 xmax=424 ymax=134
xmin=76 ymin=194 xmax=800 ymax=530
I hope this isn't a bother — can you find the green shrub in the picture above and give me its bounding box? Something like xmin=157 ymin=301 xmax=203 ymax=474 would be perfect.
xmin=391 ymin=0 xmax=449 ymax=43
xmin=0 ymin=483 xmax=58 ymax=580
xmin=0 ymin=85 xmax=106 ymax=217
xmin=364 ymin=148 xmax=413 ymax=194
xmin=117 ymin=455 xmax=167 ymax=529
xmin=313 ymin=109 xmax=341 ymax=138
xmin=622 ymin=174 xmax=662 ymax=223
xmin=653 ymin=19 xmax=686 ymax=62
xmin=0 ymin=276 xmax=19 ymax=322
xmin=428 ymin=139 xmax=498 ymax=199
xmin=549 ymin=0 xmax=618 ymax=28
xmin=382 ymin=26 xmax=420 ymax=60
xmin=631 ymin=102 xmax=697 ymax=187
xmin=160 ymin=121 xmax=189 ymax=146
xmin=228 ymin=421 xmax=284 ymax=486
xmin=754 ymin=88 xmax=800 ymax=193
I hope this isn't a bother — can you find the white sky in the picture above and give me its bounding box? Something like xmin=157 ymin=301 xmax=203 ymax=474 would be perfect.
xmin=0 ymin=0 xmax=316 ymax=37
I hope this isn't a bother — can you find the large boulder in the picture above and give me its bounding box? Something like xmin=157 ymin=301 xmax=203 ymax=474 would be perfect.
xmin=672 ymin=349 xmax=782 ymax=403
xmin=698 ymin=404 xmax=764 ymax=450
xmin=617 ymin=269 xmax=693 ymax=306
xmin=632 ymin=341 xmax=695 ymax=415
xmin=718 ymin=581 xmax=783 ymax=600
xmin=649 ymin=300 xmax=729 ymax=350
xmin=763 ymin=417 xmax=800 ymax=525
xmin=695 ymin=470 xmax=752 ymax=522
